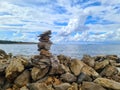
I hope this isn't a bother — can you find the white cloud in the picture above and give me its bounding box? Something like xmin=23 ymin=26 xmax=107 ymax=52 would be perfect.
xmin=0 ymin=0 xmax=120 ymax=43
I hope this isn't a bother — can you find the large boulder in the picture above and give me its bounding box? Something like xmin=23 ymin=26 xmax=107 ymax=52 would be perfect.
xmin=94 ymin=78 xmax=120 ymax=90
xmin=95 ymin=60 xmax=109 ymax=70
xmin=69 ymin=59 xmax=84 ymax=76
xmin=100 ymin=65 xmax=118 ymax=77
xmin=81 ymin=64 xmax=99 ymax=78
xmin=0 ymin=49 xmax=7 ymax=59
xmin=5 ymin=56 xmax=28 ymax=81
xmin=60 ymin=72 xmax=77 ymax=83
xmin=81 ymin=82 xmax=106 ymax=90
xmin=14 ymin=70 xmax=30 ymax=87
xmin=81 ymin=55 xmax=95 ymax=67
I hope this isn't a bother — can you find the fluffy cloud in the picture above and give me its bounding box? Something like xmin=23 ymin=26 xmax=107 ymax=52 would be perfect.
xmin=0 ymin=0 xmax=120 ymax=43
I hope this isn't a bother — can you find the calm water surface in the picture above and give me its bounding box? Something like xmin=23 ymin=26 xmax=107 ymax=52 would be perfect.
xmin=0 ymin=44 xmax=120 ymax=58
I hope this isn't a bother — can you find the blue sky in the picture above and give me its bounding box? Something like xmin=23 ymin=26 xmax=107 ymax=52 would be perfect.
xmin=0 ymin=0 xmax=120 ymax=43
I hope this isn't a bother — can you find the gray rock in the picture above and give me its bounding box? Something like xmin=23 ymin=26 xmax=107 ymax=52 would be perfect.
xmin=60 ymin=72 xmax=77 ymax=83
xmin=77 ymin=72 xmax=92 ymax=83
xmin=14 ymin=70 xmax=30 ymax=87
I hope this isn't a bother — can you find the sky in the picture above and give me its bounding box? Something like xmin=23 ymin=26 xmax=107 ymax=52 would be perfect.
xmin=0 ymin=0 xmax=120 ymax=44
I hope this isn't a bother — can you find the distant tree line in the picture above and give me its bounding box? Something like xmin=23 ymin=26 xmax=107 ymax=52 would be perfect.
xmin=0 ymin=40 xmax=37 ymax=44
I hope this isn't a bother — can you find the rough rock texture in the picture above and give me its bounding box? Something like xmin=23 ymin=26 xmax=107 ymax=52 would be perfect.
xmin=82 ymin=55 xmax=95 ymax=67
xmin=95 ymin=60 xmax=109 ymax=70
xmin=5 ymin=56 xmax=28 ymax=81
xmin=81 ymin=82 xmax=106 ymax=90
xmin=94 ymin=78 xmax=120 ymax=90
xmin=14 ymin=70 xmax=30 ymax=87
xmin=28 ymin=82 xmax=54 ymax=90
xmin=54 ymin=83 xmax=71 ymax=90
xmin=60 ymin=72 xmax=77 ymax=83
xmin=70 ymin=59 xmax=84 ymax=76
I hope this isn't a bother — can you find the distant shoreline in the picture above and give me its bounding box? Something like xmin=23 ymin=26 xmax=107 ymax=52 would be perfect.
xmin=0 ymin=40 xmax=37 ymax=44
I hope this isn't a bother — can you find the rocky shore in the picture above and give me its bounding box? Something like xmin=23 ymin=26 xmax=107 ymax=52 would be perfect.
xmin=0 ymin=31 xmax=120 ymax=90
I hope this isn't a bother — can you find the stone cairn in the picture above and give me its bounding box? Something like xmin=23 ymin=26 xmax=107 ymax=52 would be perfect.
xmin=0 ymin=30 xmax=120 ymax=90
xmin=37 ymin=30 xmax=52 ymax=59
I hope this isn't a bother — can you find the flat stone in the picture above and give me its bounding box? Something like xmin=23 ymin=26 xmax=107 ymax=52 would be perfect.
xmin=81 ymin=82 xmax=106 ymax=90
xmin=38 ymin=42 xmax=52 ymax=51
xmin=94 ymin=77 xmax=120 ymax=90
xmin=28 ymin=82 xmax=54 ymax=90
xmin=54 ymin=83 xmax=71 ymax=90
xmin=40 ymin=49 xmax=52 ymax=57
xmin=38 ymin=30 xmax=51 ymax=37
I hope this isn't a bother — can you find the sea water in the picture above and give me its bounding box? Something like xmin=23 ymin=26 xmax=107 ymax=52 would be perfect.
xmin=0 ymin=44 xmax=120 ymax=59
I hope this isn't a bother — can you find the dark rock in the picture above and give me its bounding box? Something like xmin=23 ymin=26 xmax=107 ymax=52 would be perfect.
xmin=38 ymin=30 xmax=51 ymax=37
xmin=116 ymin=58 xmax=120 ymax=63
xmin=60 ymin=72 xmax=77 ymax=83
xmin=77 ymin=72 xmax=92 ymax=84
xmin=94 ymin=55 xmax=106 ymax=61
